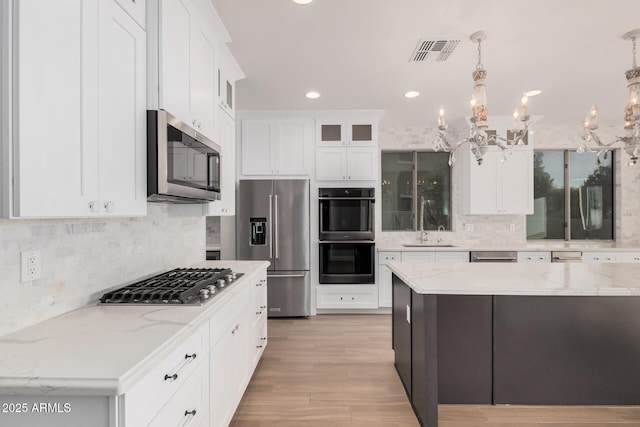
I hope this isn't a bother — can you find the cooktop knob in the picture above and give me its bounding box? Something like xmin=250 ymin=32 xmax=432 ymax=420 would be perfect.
xmin=226 ymin=274 xmax=234 ymax=282
xmin=199 ymin=289 xmax=210 ymax=299
xmin=206 ymin=285 xmax=216 ymax=294
xmin=216 ymin=279 xmax=226 ymax=288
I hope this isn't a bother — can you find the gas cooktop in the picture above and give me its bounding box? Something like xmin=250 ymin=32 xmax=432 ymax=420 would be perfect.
xmin=99 ymin=268 xmax=243 ymax=305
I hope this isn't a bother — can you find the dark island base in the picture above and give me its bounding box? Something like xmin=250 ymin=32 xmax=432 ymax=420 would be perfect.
xmin=392 ymin=274 xmax=640 ymax=427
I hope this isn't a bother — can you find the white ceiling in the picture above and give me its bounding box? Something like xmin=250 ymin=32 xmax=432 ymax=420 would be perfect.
xmin=210 ymin=0 xmax=640 ymax=129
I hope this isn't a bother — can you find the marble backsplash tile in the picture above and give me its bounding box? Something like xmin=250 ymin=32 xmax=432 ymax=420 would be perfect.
xmin=0 ymin=204 xmax=205 ymax=337
xmin=377 ymin=123 xmax=639 ymax=246
xmin=206 ymin=216 xmax=221 ymax=247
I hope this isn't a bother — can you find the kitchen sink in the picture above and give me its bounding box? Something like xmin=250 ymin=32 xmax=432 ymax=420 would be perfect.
xmin=402 ymin=244 xmax=457 ymax=247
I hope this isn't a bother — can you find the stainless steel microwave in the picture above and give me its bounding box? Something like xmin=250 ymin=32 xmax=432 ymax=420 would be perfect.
xmin=147 ymin=110 xmax=221 ymax=203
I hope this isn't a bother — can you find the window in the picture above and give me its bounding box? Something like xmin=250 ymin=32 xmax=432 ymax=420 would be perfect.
xmin=527 ymin=150 xmax=614 ymax=240
xmin=381 ymin=151 xmax=451 ymax=231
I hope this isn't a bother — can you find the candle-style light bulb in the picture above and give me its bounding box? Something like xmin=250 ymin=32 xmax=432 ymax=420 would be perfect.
xmin=470 ymin=97 xmax=477 ymax=117
xmin=584 ymin=117 xmax=590 ymax=137
xmin=520 ymin=95 xmax=528 ymax=118
xmin=438 ymin=105 xmax=446 ymax=127
xmin=588 ymin=105 xmax=598 ymax=128
xmin=512 ymin=108 xmax=519 ymax=129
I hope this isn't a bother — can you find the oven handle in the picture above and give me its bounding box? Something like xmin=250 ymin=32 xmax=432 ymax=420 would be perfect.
xmin=268 ymin=274 xmax=306 ymax=279
xmin=274 ymin=194 xmax=279 ymax=259
xmin=318 ymin=197 xmax=375 ymax=201
xmin=268 ymin=194 xmax=273 ymax=259
xmin=318 ymin=241 xmax=376 ymax=244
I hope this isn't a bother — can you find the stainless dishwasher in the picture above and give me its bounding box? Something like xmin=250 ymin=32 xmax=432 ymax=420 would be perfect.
xmin=470 ymin=251 xmax=518 ymax=262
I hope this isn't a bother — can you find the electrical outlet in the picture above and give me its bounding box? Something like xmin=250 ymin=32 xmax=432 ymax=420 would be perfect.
xmin=510 ymin=223 xmax=516 ymax=232
xmin=21 ymin=250 xmax=42 ymax=282
xmin=464 ymin=223 xmax=474 ymax=232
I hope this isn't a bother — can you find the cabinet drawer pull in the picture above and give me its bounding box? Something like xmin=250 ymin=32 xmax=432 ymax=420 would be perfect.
xmin=184 ymin=409 xmax=197 ymax=423
xmin=260 ymin=337 xmax=267 ymax=341
xmin=163 ymin=351 xmax=198 ymax=382
xmin=231 ymin=323 xmax=240 ymax=335
xmin=257 ymin=345 xmax=263 ymax=348
xmin=164 ymin=373 xmax=178 ymax=382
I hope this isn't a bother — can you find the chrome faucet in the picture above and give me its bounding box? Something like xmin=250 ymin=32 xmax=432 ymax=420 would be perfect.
xmin=419 ymin=196 xmax=428 ymax=243
xmin=436 ymin=225 xmax=445 ymax=243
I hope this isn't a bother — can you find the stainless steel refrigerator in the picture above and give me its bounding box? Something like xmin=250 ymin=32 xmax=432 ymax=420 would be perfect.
xmin=236 ymin=179 xmax=310 ymax=317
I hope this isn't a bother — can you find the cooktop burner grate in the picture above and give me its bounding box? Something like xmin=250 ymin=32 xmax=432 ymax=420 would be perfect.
xmin=99 ymin=268 xmax=242 ymax=305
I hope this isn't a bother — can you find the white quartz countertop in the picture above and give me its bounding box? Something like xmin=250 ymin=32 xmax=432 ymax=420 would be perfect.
xmin=0 ymin=260 xmax=269 ymax=396
xmin=378 ymin=241 xmax=640 ymax=252
xmin=388 ymin=262 xmax=640 ymax=296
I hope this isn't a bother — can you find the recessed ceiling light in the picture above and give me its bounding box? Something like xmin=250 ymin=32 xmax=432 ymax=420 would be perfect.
xmin=305 ymin=91 xmax=320 ymax=99
xmin=292 ymin=0 xmax=312 ymax=4
xmin=404 ymin=91 xmax=420 ymax=98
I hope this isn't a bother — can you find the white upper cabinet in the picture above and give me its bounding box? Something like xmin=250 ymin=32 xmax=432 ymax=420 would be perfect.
xmin=315 ymin=147 xmax=377 ymax=181
xmin=462 ymin=147 xmax=533 ymax=215
xmin=3 ymin=0 xmax=146 ymax=218
xmin=114 ymin=0 xmax=146 ymax=28
xmin=241 ymin=119 xmax=313 ymax=177
xmin=98 ymin=0 xmax=147 ymax=215
xmin=155 ymin=0 xmax=218 ymax=140
xmin=218 ymin=45 xmax=243 ymax=120
xmin=207 ymin=110 xmax=236 ymax=216
xmin=316 ymin=119 xmax=376 ymax=147
xmin=459 ymin=136 xmax=534 ymax=215
xmin=314 ymin=114 xmax=380 ymax=181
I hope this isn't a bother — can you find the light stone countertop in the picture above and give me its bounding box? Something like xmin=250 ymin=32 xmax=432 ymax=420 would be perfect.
xmin=377 ymin=241 xmax=640 ymax=252
xmin=0 ymin=260 xmax=269 ymax=396
xmin=388 ymin=262 xmax=640 ymax=296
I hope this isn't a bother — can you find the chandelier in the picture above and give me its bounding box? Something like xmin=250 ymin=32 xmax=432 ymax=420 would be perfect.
xmin=578 ymin=29 xmax=640 ymax=166
xmin=434 ymin=31 xmax=536 ymax=166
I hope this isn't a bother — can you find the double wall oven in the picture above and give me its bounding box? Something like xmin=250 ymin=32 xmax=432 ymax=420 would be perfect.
xmin=318 ymin=188 xmax=375 ymax=285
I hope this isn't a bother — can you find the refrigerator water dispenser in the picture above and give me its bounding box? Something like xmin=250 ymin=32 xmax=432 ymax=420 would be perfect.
xmin=250 ymin=217 xmax=267 ymax=246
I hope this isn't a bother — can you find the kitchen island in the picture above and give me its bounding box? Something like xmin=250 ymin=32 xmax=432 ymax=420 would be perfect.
xmin=0 ymin=260 xmax=269 ymax=427
xmin=389 ymin=262 xmax=640 ymax=427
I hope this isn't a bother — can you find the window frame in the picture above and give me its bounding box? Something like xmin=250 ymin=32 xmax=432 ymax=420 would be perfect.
xmin=528 ymin=149 xmax=615 ymax=241
xmin=381 ymin=150 xmax=453 ymax=232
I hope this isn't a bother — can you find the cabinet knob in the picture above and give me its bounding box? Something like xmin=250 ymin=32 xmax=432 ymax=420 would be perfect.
xmin=89 ymin=201 xmax=100 ymax=213
xmin=104 ymin=201 xmax=115 ymax=213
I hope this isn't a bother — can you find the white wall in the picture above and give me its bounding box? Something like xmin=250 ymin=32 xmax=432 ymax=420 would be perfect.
xmin=0 ymin=204 xmax=205 ymax=337
xmin=377 ymin=123 xmax=640 ymax=245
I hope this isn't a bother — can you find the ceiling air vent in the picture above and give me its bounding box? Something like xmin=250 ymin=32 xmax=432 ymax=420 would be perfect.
xmin=410 ymin=39 xmax=460 ymax=62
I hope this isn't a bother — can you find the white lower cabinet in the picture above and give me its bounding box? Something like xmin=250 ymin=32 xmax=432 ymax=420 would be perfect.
xmin=616 ymin=253 xmax=640 ymax=263
xmin=119 ymin=268 xmax=268 ymax=427
xmin=377 ymin=251 xmax=400 ymax=308
xmin=435 ymin=251 xmax=470 ymax=263
xmin=123 ymin=324 xmax=209 ymax=426
xmin=210 ymin=312 xmax=248 ymax=427
xmin=148 ymin=359 xmax=209 ymax=427
xmin=401 ymin=252 xmax=436 ymax=263
xmin=317 ymin=285 xmax=378 ymax=309
xmin=582 ymin=252 xmax=640 ymax=263
xmin=517 ymin=251 xmax=551 ymax=263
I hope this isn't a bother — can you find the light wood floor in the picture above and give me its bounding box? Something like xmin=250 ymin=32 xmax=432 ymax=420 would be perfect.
xmin=230 ymin=314 xmax=640 ymax=427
